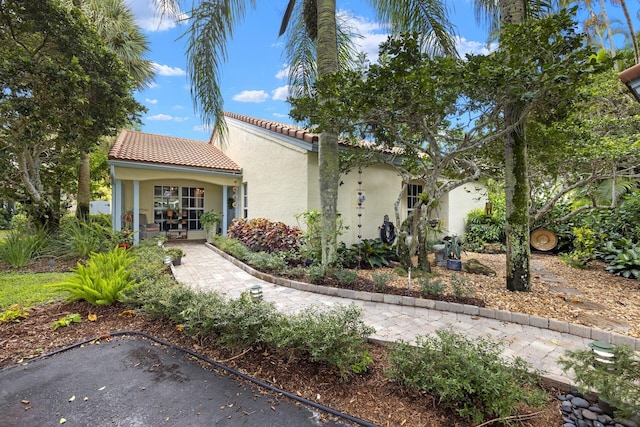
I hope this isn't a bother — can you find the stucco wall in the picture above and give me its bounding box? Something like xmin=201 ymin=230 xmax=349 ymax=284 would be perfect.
xmin=445 ymin=183 xmax=487 ymax=236
xmin=336 ymin=164 xmax=402 ymax=245
xmin=224 ymin=120 xmax=310 ymax=225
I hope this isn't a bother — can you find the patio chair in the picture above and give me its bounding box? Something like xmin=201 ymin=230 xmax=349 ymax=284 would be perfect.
xmin=139 ymin=214 xmax=160 ymax=240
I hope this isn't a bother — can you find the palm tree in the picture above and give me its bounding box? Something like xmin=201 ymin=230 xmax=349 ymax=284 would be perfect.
xmin=153 ymin=0 xmax=455 ymax=267
xmin=61 ymin=0 xmax=154 ymax=219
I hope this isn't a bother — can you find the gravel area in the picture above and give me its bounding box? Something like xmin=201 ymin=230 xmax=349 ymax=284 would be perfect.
xmin=359 ymin=252 xmax=640 ymax=338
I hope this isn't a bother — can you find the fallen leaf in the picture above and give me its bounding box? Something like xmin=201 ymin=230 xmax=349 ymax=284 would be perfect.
xmin=84 ymin=397 xmax=88 ymax=401
xmin=68 ymin=395 xmax=75 ymax=402
xmin=87 ymin=313 xmax=97 ymax=322
xmin=176 ymin=325 xmax=184 ymax=331
xmin=20 ymin=400 xmax=29 ymax=405
xmin=118 ymin=309 xmax=136 ymax=317
xmin=59 ymin=418 xmax=66 ymax=424
xmin=550 ymin=339 xmax=558 ymax=345
xmin=98 ymin=386 xmax=106 ymax=391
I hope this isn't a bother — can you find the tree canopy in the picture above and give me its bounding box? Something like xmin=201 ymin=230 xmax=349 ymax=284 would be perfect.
xmin=0 ymin=0 xmax=143 ymax=228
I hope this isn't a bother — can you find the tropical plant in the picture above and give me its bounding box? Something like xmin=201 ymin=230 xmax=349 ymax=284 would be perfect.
xmin=345 ymin=238 xmax=394 ymax=269
xmin=601 ymin=241 xmax=640 ymax=280
xmin=58 ymin=217 xmax=113 ymax=257
xmin=227 ymin=218 xmax=301 ymax=253
xmin=51 ymin=247 xmax=136 ymax=305
xmin=465 ymin=208 xmax=505 ymax=252
xmin=199 ymin=210 xmax=221 ymax=236
xmin=0 ymin=230 xmax=51 ymax=268
xmin=442 ymin=235 xmax=463 ymax=260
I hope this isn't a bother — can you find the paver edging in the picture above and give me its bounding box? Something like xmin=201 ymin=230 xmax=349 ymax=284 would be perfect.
xmin=203 ymin=243 xmax=640 ymax=352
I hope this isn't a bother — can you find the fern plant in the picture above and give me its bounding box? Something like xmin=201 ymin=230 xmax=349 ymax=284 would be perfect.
xmin=52 ymin=248 xmax=136 ymax=305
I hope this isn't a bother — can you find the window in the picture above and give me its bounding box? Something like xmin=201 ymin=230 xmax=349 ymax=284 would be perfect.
xmin=154 ymin=185 xmax=204 ymax=230
xmin=243 ymin=183 xmax=248 ymax=219
xmin=407 ymin=183 xmax=423 ymax=216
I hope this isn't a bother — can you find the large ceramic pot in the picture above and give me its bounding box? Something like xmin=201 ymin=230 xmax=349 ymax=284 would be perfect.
xmin=446 ymin=258 xmax=462 ymax=271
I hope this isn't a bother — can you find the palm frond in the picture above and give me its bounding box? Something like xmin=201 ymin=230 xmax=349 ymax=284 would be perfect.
xmin=367 ymin=0 xmax=457 ymax=57
xmin=183 ymin=0 xmax=257 ymax=143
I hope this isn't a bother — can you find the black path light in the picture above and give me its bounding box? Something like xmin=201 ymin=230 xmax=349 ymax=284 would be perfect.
xmin=619 ymin=63 xmax=640 ymax=103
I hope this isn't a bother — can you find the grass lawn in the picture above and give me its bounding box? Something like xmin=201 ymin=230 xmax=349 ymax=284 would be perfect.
xmin=0 ymin=272 xmax=70 ymax=309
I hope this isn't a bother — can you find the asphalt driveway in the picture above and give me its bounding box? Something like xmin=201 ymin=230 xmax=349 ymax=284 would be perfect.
xmin=0 ymin=336 xmax=359 ymax=427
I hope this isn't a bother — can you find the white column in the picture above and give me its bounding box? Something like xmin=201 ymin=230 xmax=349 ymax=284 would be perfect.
xmin=133 ymin=180 xmax=140 ymax=245
xmin=222 ymin=185 xmax=228 ymax=237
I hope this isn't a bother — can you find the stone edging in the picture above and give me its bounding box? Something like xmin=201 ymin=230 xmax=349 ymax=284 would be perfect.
xmin=204 ymin=243 xmax=640 ymax=352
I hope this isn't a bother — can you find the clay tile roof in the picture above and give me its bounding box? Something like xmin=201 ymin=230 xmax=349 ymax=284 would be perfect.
xmin=224 ymin=112 xmax=319 ymax=144
xmin=109 ymin=130 xmax=240 ymax=172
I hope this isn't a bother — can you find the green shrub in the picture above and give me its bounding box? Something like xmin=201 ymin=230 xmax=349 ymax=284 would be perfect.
xmin=0 ymin=230 xmax=50 ymax=267
xmin=371 ymin=272 xmax=393 ymax=291
xmin=345 ymin=238 xmax=394 ymax=269
xmin=562 ymin=226 xmax=598 ymax=269
xmin=51 ymin=248 xmax=136 ymax=305
xmin=420 ymin=275 xmax=445 ymax=297
xmin=58 ymin=217 xmax=112 ymax=258
xmin=451 ymin=273 xmax=474 ymax=298
xmin=602 ymin=241 xmax=640 ymax=280
xmin=464 ymin=207 xmax=506 ymax=252
xmin=387 ymin=330 xmax=546 ymax=424
xmin=227 ymin=218 xmax=301 ymax=253
xmin=333 ymin=269 xmax=358 ymax=285
xmin=128 ymin=242 xmax=168 ymax=285
xmin=306 ymin=264 xmax=325 ymax=284
xmin=133 ymin=280 xmax=197 ymax=323
xmin=262 ymin=304 xmax=375 ymax=378
xmin=559 ymin=344 xmax=640 ymax=420
xmin=211 ymin=235 xmax=252 ymax=261
xmin=244 ymin=251 xmax=287 ymax=273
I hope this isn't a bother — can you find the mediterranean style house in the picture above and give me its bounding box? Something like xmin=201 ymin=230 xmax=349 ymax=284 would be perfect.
xmin=108 ymin=112 xmax=486 ymax=245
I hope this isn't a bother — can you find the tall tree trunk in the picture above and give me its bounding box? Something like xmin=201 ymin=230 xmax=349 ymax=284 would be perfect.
xmin=504 ymin=105 xmax=531 ymax=291
xmin=76 ymin=150 xmax=91 ymax=220
xmin=501 ymin=0 xmax=531 ymax=291
xmin=317 ymin=0 xmax=340 ymax=267
xmin=617 ymin=0 xmax=639 ymax=63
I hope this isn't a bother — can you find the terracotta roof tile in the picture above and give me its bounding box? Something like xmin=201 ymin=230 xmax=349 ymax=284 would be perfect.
xmin=224 ymin=112 xmax=319 ymax=144
xmin=109 ymin=130 xmax=241 ymax=172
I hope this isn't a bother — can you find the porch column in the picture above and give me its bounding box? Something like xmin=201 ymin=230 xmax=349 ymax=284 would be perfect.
xmin=112 ymin=178 xmax=123 ymax=231
xmin=133 ymin=180 xmax=140 ymax=245
xmin=222 ymin=185 xmax=228 ymax=237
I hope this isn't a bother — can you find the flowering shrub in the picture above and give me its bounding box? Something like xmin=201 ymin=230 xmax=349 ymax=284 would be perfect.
xmin=227 ymin=218 xmax=301 ymax=253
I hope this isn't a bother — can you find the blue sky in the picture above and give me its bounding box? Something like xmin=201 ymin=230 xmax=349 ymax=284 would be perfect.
xmin=125 ymin=0 xmax=634 ymax=142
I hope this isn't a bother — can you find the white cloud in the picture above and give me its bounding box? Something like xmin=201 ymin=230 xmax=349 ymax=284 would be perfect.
xmin=275 ymin=66 xmax=290 ymax=80
xmin=125 ymin=0 xmax=182 ymax=32
xmin=193 ymin=124 xmax=212 ymax=132
xmin=455 ymin=37 xmax=498 ymax=56
xmin=152 ymin=62 xmax=186 ymax=77
xmin=145 ymin=98 xmax=158 ymax=105
xmin=338 ymin=11 xmax=388 ymax=64
xmin=147 ymin=81 xmax=158 ymax=89
xmin=172 ymin=105 xmax=185 ymax=110
xmin=272 ymin=85 xmax=289 ymax=101
xmin=147 ymin=114 xmax=189 ymax=122
xmin=232 ymin=90 xmax=269 ymax=103
xmin=272 ymin=112 xmax=288 ymax=119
